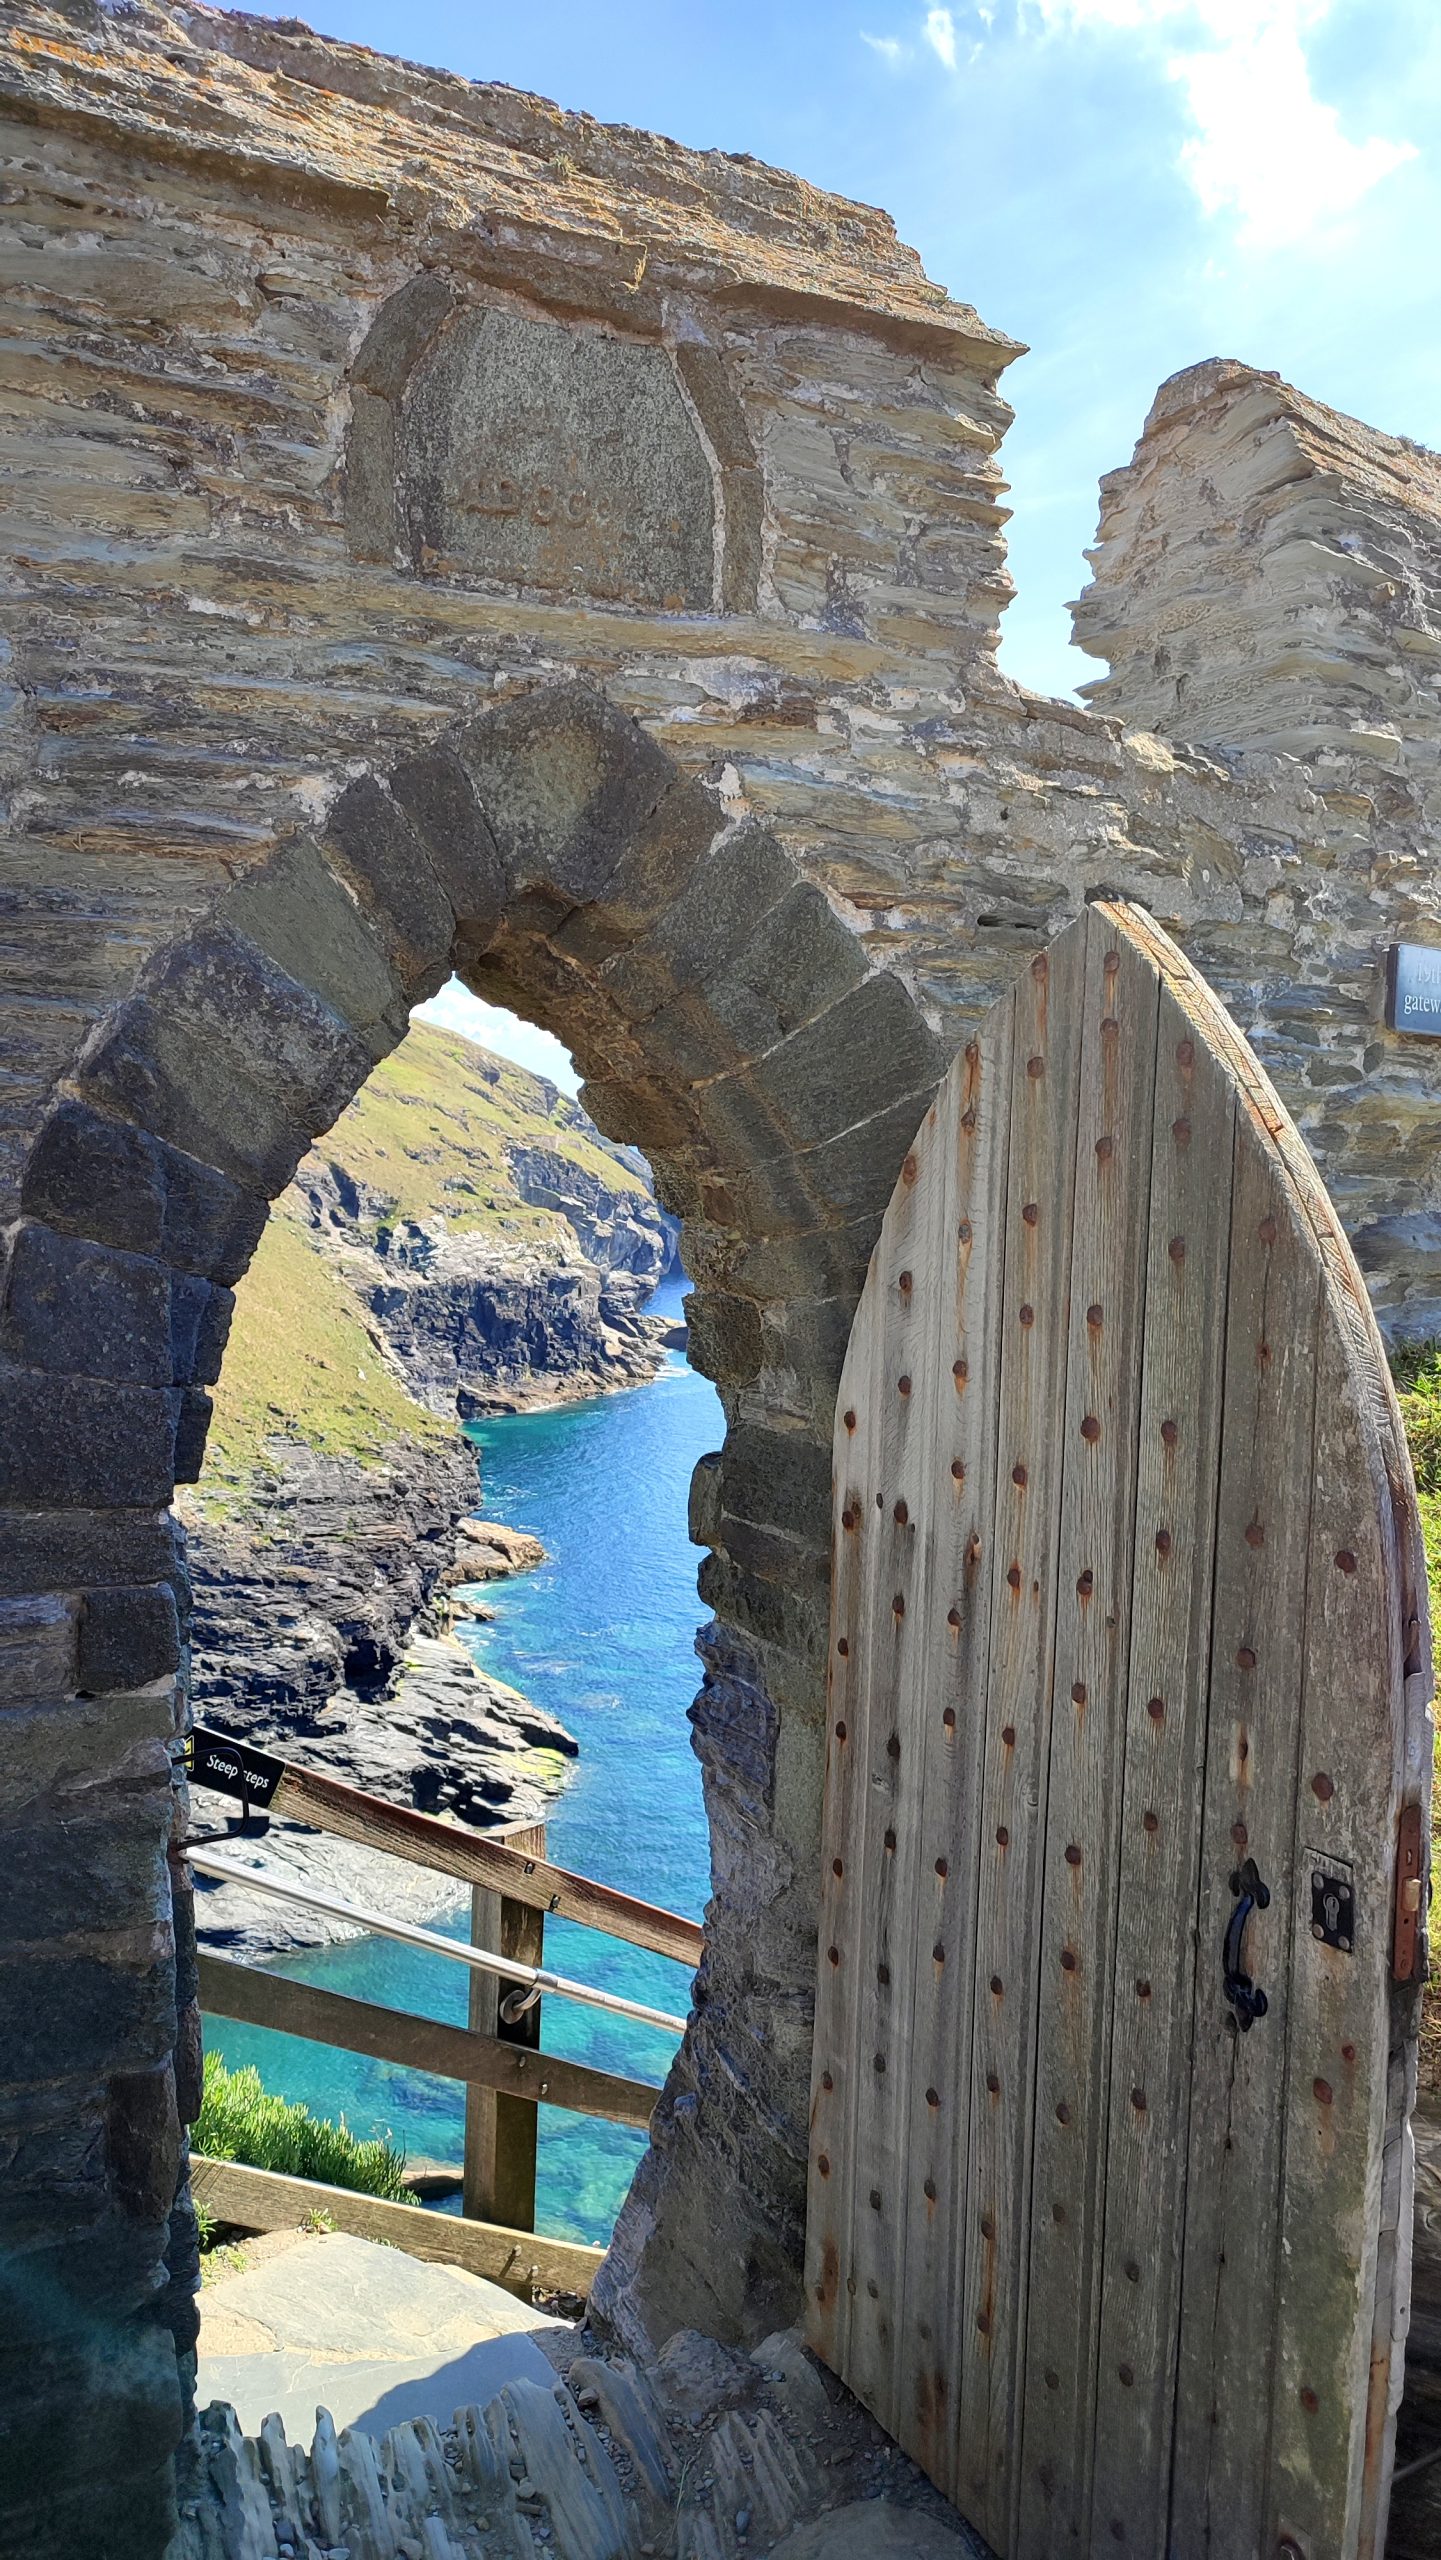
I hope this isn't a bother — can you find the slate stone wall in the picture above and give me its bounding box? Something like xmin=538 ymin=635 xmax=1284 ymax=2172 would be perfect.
xmin=3 ymin=8 xmax=1441 ymax=2549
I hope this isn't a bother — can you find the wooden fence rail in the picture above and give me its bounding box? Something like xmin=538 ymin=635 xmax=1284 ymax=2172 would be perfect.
xmin=190 ymin=2155 xmax=603 ymax=2301
xmin=197 ymin=1952 xmax=657 ymax=2130
xmin=192 ymin=1728 xmax=699 ymax=2269
xmin=229 ymin=1750 xmax=704 ymax=1967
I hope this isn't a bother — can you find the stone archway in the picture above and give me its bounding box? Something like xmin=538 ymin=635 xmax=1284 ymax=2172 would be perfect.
xmin=1 ymin=678 xmax=946 ymax=2552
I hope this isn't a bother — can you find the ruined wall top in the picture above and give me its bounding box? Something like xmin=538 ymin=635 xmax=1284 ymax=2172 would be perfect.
xmin=0 ymin=0 xmax=1021 ymax=369
xmin=1073 ymin=355 xmax=1441 ymax=765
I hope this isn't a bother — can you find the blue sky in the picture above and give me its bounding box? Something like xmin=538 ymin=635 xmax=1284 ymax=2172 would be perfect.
xmin=366 ymin=0 xmax=1437 ymax=1079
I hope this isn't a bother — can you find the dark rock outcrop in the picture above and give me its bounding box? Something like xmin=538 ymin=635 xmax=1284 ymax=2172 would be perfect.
xmin=281 ymin=1033 xmax=679 ymax=1417
xmin=504 ymin=1126 xmax=670 ymax=1276
xmin=182 ymin=1434 xmax=576 ymax=1955
xmin=187 ymin=1436 xmax=475 ymax=1726
xmin=356 ymin=1224 xmax=673 ymax=1418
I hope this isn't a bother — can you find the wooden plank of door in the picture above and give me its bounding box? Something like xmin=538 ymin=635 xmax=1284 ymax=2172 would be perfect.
xmin=1170 ymin=1132 xmax=1324 ymax=2557
xmin=808 ymin=1090 xmax=906 ymax=2365
xmin=1014 ymin=916 xmax=1161 ymax=2552
xmin=1084 ymin=965 xmax=1237 ymax=2555
xmin=842 ymin=1077 xmax=955 ymax=2437
xmin=956 ymin=915 xmax=1089 ymax=2550
xmin=1264 ymin=1310 xmax=1413 ymax=2554
xmin=897 ymin=998 xmax=1014 ymax=2487
xmin=1115 ymin=898 xmax=1432 ymax=2558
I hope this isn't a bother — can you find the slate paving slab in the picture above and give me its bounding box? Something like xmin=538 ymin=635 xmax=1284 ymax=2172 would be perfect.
xmin=197 ymin=2228 xmax=568 ymax=2443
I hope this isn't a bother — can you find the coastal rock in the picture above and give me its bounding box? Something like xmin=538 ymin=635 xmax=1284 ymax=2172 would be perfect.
xmin=184 ymin=1436 xmax=477 ymax=1722
xmin=503 ymin=1132 xmax=670 ymax=1278
xmin=283 ymin=1021 xmax=680 ymax=1420
xmin=192 ymin=1633 xmax=576 ymax=1960
xmin=181 ymin=1022 xmax=680 ymax=1961
xmin=771 ymin=2506 xmax=979 ymax=2560
xmin=447 ymin=1519 xmax=548 ymax=1584
xmin=652 ymin=2327 xmax=756 ymax=2422
xmin=182 ymin=1437 xmax=572 ymax=1961
xmin=358 ymin=1224 xmax=674 ymax=1417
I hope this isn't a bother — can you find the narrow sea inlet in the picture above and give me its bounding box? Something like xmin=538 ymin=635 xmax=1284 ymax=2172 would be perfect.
xmin=203 ymin=1274 xmax=721 ymax=2248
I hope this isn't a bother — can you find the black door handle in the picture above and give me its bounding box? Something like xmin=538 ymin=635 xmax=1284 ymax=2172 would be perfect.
xmin=1223 ymin=1856 xmax=1270 ymax=2029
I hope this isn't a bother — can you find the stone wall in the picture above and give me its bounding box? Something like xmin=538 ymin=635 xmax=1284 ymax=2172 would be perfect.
xmin=3 ymin=7 xmax=1441 ymax=2551
xmin=1073 ymin=355 xmax=1441 ymax=766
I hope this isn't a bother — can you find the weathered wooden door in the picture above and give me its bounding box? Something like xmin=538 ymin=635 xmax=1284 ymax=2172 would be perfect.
xmin=806 ymin=902 xmax=1432 ymax=2559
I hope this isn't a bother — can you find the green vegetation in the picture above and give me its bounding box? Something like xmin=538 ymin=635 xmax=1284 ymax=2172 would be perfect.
xmin=195 ymin=2052 xmax=418 ymax=2204
xmin=1392 ymin=1341 xmax=1441 ymax=1602
xmin=201 ymin=1210 xmax=452 ymax=1498
xmin=198 ymin=2239 xmax=252 ymax=2283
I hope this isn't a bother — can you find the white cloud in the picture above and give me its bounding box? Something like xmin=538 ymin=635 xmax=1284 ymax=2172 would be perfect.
xmin=925 ymin=7 xmax=959 ymax=68
xmin=861 ymin=29 xmax=908 ymax=59
xmin=1020 ymin=1 xmax=1416 ymax=249
xmin=414 ymin=978 xmax=581 ymax=1095
xmin=1173 ymin=15 xmax=1416 ymax=245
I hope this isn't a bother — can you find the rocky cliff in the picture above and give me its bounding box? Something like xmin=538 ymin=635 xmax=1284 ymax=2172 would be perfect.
xmin=284 ymin=1019 xmax=677 ymax=1418
xmin=183 ymin=1018 xmax=677 ymax=1949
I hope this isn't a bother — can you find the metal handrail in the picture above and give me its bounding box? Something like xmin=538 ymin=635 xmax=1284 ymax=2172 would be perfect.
xmin=190 ymin=1848 xmax=689 ymax=2034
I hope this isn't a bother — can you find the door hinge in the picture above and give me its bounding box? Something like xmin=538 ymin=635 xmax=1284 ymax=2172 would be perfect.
xmin=1392 ymin=1801 xmax=1426 ymax=1983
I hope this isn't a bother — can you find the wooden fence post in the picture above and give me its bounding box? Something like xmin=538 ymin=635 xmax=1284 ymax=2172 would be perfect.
xmin=463 ymin=1820 xmax=546 ymax=2231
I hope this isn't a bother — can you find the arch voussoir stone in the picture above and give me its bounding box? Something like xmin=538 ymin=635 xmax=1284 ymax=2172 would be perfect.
xmin=216 ymin=838 xmax=412 ymax=1062
xmin=386 ymin=744 xmax=507 ymax=954
xmin=683 ymin=1287 xmax=765 ymax=1389
xmin=74 ymin=927 xmax=377 ymax=1199
xmin=450 ymin=682 xmax=680 ymax=912
xmin=548 ymin=772 xmax=733 ymax=972
xmin=746 ymin=968 xmax=947 ymax=1155
xmin=591 ymin=815 xmax=795 ymax=1025
xmin=323 ymin=777 xmax=457 ymax=1002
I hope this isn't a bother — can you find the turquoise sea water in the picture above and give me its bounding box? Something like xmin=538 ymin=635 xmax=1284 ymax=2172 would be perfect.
xmin=203 ymin=1275 xmax=723 ymax=2246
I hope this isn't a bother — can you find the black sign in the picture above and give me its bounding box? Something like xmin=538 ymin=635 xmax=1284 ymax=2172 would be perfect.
xmin=1387 ymin=943 xmax=1441 ymax=1037
xmin=187 ymin=1724 xmax=286 ymax=1810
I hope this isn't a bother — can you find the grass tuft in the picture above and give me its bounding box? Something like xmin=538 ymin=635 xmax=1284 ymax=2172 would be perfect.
xmin=195 ymin=2052 xmax=418 ymax=2204
xmin=1394 ymin=1341 xmax=1441 ymax=1585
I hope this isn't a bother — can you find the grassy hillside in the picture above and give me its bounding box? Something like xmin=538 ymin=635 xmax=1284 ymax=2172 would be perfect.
xmin=1393 ymin=1343 xmax=1441 ymax=1602
xmin=200 ymin=1210 xmax=453 ymax=1502
xmin=200 ymin=1021 xmax=647 ymax=1499
xmin=314 ymin=1021 xmax=646 ymax=1246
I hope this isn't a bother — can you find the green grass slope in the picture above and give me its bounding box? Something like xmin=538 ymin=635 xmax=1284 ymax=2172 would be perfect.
xmin=195 ymin=2052 xmax=416 ymax=2203
xmin=200 ymin=1210 xmax=452 ymax=1500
